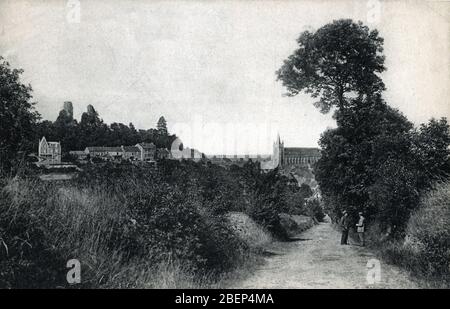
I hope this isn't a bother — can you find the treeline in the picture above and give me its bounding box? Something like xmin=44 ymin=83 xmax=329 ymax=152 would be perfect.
xmin=0 ymin=56 xmax=176 ymax=172
xmin=35 ymin=103 xmax=177 ymax=153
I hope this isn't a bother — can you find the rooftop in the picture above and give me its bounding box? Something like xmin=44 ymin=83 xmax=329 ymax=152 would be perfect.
xmin=137 ymin=142 xmax=156 ymax=149
xmin=122 ymin=146 xmax=140 ymax=152
xmin=86 ymin=147 xmax=122 ymax=152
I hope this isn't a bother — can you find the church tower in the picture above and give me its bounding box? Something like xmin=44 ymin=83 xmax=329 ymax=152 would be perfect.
xmin=273 ymin=133 xmax=284 ymax=168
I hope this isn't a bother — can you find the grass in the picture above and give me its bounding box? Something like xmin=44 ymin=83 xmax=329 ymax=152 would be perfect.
xmin=0 ymin=159 xmax=321 ymax=288
xmin=0 ymin=170 xmax=277 ymax=288
xmin=368 ymin=181 xmax=450 ymax=288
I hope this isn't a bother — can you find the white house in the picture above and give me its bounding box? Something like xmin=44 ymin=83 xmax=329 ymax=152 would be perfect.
xmin=38 ymin=136 xmax=61 ymax=164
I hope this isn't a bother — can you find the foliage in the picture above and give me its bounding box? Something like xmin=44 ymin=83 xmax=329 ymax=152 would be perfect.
xmin=305 ymin=198 xmax=325 ymax=222
xmin=413 ymin=118 xmax=450 ymax=189
xmin=381 ymin=182 xmax=450 ymax=286
xmin=0 ymin=183 xmax=67 ymax=288
xmin=35 ymin=105 xmax=178 ymax=153
xmin=277 ymin=19 xmax=450 ymax=236
xmin=157 ymin=116 xmax=168 ymax=135
xmin=315 ymin=95 xmax=450 ymax=234
xmin=0 ymin=57 xmax=40 ymax=173
xmin=276 ymin=19 xmax=385 ymax=113
xmin=0 ymin=158 xmax=315 ymax=288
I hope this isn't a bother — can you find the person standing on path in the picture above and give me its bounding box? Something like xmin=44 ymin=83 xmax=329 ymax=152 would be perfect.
xmin=356 ymin=212 xmax=365 ymax=246
xmin=340 ymin=210 xmax=351 ymax=245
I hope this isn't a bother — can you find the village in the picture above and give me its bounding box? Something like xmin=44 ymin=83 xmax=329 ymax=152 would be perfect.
xmin=37 ymin=134 xmax=320 ymax=172
xmin=36 ymin=135 xmax=207 ymax=166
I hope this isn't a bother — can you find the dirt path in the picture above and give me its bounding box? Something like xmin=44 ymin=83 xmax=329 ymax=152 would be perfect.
xmin=237 ymin=222 xmax=418 ymax=288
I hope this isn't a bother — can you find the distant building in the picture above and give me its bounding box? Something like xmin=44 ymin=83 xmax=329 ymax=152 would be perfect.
xmin=171 ymin=147 xmax=203 ymax=161
xmin=271 ymin=134 xmax=321 ymax=168
xmin=170 ymin=137 xmax=203 ymax=161
xmin=85 ymin=146 xmax=123 ymax=159
xmin=69 ymin=150 xmax=87 ymax=159
xmin=206 ymin=154 xmax=270 ymax=163
xmin=156 ymin=148 xmax=171 ymax=160
xmin=136 ymin=142 xmax=156 ymax=161
xmin=76 ymin=143 xmax=168 ymax=162
xmin=121 ymin=146 xmax=140 ymax=160
xmin=38 ymin=137 xmax=61 ymax=164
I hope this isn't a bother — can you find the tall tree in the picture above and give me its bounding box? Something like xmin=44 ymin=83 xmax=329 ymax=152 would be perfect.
xmin=276 ymin=19 xmax=385 ymax=113
xmin=157 ymin=116 xmax=168 ymax=135
xmin=0 ymin=56 xmax=40 ymax=171
xmin=277 ymin=21 xmax=450 ymax=235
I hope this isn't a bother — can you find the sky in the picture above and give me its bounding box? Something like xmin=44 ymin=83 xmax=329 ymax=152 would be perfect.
xmin=0 ymin=0 xmax=449 ymax=155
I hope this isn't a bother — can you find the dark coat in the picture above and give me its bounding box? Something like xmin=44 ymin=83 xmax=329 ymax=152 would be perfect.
xmin=340 ymin=215 xmax=351 ymax=230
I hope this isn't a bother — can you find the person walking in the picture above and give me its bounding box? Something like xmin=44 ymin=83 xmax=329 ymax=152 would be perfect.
xmin=340 ymin=210 xmax=350 ymax=245
xmin=356 ymin=212 xmax=365 ymax=246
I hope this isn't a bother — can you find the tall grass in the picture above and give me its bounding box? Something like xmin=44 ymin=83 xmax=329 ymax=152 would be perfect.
xmin=0 ymin=175 xmax=249 ymax=288
xmin=0 ymin=160 xmax=315 ymax=288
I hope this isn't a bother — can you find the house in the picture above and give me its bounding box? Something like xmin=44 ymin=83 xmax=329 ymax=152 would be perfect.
xmin=136 ymin=142 xmax=156 ymax=161
xmin=156 ymin=148 xmax=171 ymax=160
xmin=106 ymin=147 xmax=123 ymax=159
xmin=85 ymin=147 xmax=123 ymax=160
xmin=85 ymin=147 xmax=107 ymax=158
xmin=121 ymin=146 xmax=141 ymax=160
xmin=38 ymin=137 xmax=61 ymax=164
xmin=69 ymin=150 xmax=87 ymax=159
xmin=171 ymin=147 xmax=202 ymax=161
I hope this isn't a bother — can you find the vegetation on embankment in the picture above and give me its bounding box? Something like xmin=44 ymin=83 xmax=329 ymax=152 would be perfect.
xmin=0 ymin=160 xmax=319 ymax=288
xmin=377 ymin=181 xmax=450 ymax=288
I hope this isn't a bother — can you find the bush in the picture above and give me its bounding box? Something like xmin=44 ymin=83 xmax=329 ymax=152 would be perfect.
xmin=305 ymin=198 xmax=325 ymax=222
xmin=0 ymin=158 xmax=318 ymax=288
xmin=381 ymin=181 xmax=450 ymax=286
xmin=1 ymin=159 xmax=299 ymax=288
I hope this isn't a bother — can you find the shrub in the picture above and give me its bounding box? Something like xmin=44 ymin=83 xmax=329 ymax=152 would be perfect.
xmin=381 ymin=181 xmax=450 ymax=286
xmin=406 ymin=182 xmax=449 ymax=279
xmin=0 ymin=158 xmax=314 ymax=288
xmin=305 ymin=198 xmax=325 ymax=222
xmin=0 ymin=162 xmax=255 ymax=288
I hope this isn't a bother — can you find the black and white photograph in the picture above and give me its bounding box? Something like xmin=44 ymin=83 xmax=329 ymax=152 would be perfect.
xmin=0 ymin=0 xmax=449 ymax=293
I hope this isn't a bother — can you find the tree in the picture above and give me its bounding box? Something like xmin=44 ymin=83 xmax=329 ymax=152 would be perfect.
xmin=79 ymin=104 xmax=108 ymax=147
xmin=299 ymin=183 xmax=313 ymax=199
xmin=413 ymin=118 xmax=450 ymax=188
xmin=277 ymin=21 xmax=450 ymax=236
xmin=314 ymin=96 xmax=416 ymax=230
xmin=157 ymin=116 xmax=168 ymax=135
xmin=276 ymin=19 xmax=385 ymax=113
xmin=54 ymin=109 xmax=78 ymax=151
xmin=0 ymin=56 xmax=40 ymax=171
